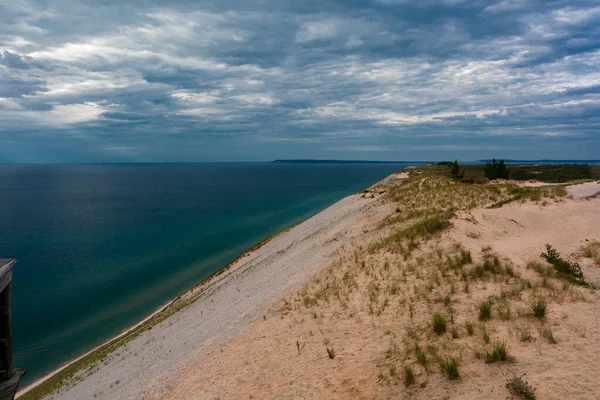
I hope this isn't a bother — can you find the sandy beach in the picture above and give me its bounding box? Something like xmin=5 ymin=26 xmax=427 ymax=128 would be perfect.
xmin=20 ymin=167 xmax=600 ymax=400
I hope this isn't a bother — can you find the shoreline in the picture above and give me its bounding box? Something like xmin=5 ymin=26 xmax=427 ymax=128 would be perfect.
xmin=17 ymin=217 xmax=296 ymax=399
xmin=17 ymin=171 xmax=402 ymax=399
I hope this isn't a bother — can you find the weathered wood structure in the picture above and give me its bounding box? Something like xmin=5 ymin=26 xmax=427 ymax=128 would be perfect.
xmin=0 ymin=259 xmax=24 ymax=400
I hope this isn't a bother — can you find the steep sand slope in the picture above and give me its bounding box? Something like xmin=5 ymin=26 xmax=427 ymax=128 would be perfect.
xmin=42 ymin=173 xmax=405 ymax=400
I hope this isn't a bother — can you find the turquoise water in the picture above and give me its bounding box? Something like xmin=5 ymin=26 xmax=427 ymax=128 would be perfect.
xmin=0 ymin=162 xmax=411 ymax=384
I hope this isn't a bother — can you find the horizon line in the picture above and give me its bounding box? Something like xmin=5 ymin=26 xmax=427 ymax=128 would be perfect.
xmin=1 ymin=159 xmax=599 ymax=166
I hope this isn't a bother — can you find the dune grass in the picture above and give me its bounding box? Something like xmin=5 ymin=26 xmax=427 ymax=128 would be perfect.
xmin=581 ymin=241 xmax=600 ymax=265
xmin=530 ymin=298 xmax=547 ymax=319
xmin=506 ymin=376 xmax=536 ymax=400
xmin=439 ymin=357 xmax=460 ymax=380
xmin=270 ymin=165 xmax=590 ymax=393
xmin=478 ymin=300 xmax=493 ymax=321
xmin=403 ymin=366 xmax=415 ymax=386
xmin=483 ymin=341 xmax=512 ymax=363
xmin=432 ymin=313 xmax=447 ymax=335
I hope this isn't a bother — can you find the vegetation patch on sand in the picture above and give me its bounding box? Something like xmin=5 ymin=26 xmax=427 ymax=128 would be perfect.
xmin=443 ymin=162 xmax=600 ymax=183
xmin=581 ymin=241 xmax=600 ymax=265
xmin=269 ymin=166 xmax=592 ymax=398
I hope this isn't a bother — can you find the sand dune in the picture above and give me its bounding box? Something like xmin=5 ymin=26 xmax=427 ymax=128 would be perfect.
xmin=25 ymin=169 xmax=600 ymax=400
xmin=140 ymin=194 xmax=600 ymax=400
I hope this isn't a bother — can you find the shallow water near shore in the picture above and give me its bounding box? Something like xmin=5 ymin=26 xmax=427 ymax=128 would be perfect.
xmin=0 ymin=162 xmax=410 ymax=385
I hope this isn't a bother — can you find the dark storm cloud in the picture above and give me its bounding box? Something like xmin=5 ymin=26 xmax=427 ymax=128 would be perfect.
xmin=0 ymin=0 xmax=599 ymax=162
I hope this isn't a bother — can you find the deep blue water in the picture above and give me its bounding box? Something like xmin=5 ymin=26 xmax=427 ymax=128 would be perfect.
xmin=0 ymin=162 xmax=410 ymax=385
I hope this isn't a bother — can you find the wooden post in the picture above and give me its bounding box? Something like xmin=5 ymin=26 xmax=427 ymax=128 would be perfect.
xmin=0 ymin=282 xmax=12 ymax=381
xmin=0 ymin=260 xmax=24 ymax=400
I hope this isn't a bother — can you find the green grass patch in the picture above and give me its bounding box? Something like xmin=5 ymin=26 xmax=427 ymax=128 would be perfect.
xmin=530 ymin=298 xmax=547 ymax=319
xmin=484 ymin=341 xmax=512 ymax=363
xmin=415 ymin=345 xmax=428 ymax=370
xmin=403 ymin=365 xmax=415 ymax=386
xmin=479 ymin=299 xmax=493 ymax=321
xmin=369 ymin=213 xmax=451 ymax=253
xmin=481 ymin=325 xmax=491 ymax=344
xmin=509 ymin=164 xmax=592 ymax=182
xmin=439 ymin=357 xmax=460 ymax=380
xmin=462 ymin=163 xmax=595 ymax=183
xmin=432 ymin=313 xmax=447 ymax=335
xmin=539 ymin=326 xmax=557 ymax=344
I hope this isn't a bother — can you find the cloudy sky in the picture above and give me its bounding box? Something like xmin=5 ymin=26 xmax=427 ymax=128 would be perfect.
xmin=1 ymin=0 xmax=599 ymax=163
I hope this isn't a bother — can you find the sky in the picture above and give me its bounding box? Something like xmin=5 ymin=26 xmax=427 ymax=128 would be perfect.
xmin=1 ymin=0 xmax=599 ymax=163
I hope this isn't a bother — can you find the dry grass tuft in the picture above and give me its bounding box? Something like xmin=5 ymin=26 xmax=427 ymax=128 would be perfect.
xmin=506 ymin=376 xmax=536 ymax=400
xmin=581 ymin=241 xmax=600 ymax=265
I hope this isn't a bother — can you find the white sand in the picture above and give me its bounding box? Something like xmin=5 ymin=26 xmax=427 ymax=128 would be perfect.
xmin=567 ymin=181 xmax=600 ymax=198
xmin=32 ymin=175 xmax=403 ymax=400
xmin=490 ymin=179 xmax=560 ymax=187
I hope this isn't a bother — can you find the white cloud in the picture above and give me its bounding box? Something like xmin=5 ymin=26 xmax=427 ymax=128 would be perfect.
xmin=47 ymin=102 xmax=108 ymax=124
xmin=483 ymin=0 xmax=529 ymax=13
xmin=171 ymin=90 xmax=220 ymax=105
xmin=552 ymin=6 xmax=600 ymax=25
xmin=0 ymin=101 xmax=113 ymax=127
xmin=296 ymin=19 xmax=341 ymax=43
xmin=231 ymin=93 xmax=278 ymax=106
xmin=0 ymin=97 xmax=22 ymax=111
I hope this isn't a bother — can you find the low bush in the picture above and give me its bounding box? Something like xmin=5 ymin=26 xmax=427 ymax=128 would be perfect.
xmin=541 ymin=244 xmax=584 ymax=284
xmin=506 ymin=376 xmax=536 ymax=400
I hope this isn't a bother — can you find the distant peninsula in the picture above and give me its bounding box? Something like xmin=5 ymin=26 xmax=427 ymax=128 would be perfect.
xmin=477 ymin=159 xmax=600 ymax=164
xmin=271 ymin=159 xmax=414 ymax=164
